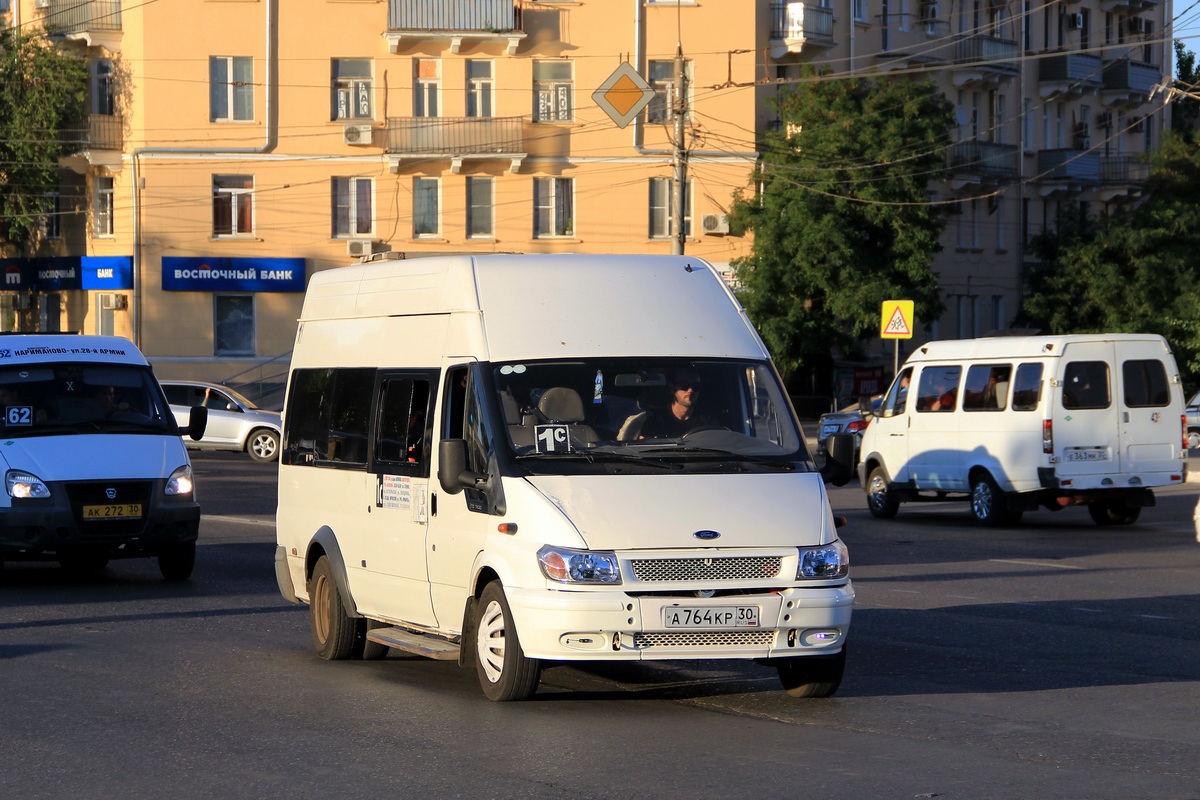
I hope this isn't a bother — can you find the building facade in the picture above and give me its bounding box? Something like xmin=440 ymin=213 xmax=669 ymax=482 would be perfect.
xmin=0 ymin=0 xmax=1173 ymax=392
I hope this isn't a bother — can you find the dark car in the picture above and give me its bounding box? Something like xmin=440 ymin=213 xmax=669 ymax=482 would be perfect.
xmin=815 ymin=395 xmax=882 ymax=457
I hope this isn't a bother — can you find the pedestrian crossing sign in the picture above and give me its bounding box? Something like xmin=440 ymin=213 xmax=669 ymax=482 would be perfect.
xmin=880 ymin=300 xmax=914 ymax=339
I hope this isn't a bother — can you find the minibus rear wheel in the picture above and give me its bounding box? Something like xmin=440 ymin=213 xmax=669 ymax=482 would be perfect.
xmin=473 ymin=581 xmax=541 ymax=701
xmin=309 ymin=556 xmax=356 ymax=660
xmin=1087 ymin=499 xmax=1141 ymax=526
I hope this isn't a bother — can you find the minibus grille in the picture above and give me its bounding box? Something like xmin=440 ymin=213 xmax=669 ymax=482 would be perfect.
xmin=630 ymin=556 xmax=783 ymax=582
xmin=65 ymin=481 xmax=153 ymax=537
xmin=635 ymin=630 xmax=775 ymax=648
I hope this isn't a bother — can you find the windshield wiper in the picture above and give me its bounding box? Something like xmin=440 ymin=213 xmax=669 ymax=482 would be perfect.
xmin=515 ymin=451 xmax=681 ymax=470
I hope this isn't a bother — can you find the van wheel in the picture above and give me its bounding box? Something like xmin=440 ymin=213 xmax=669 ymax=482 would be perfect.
xmin=248 ymin=429 xmax=280 ymax=462
xmin=866 ymin=467 xmax=899 ymax=519
xmin=1188 ymin=430 xmax=1200 ymax=450
xmin=353 ymin=618 xmax=390 ymax=661
xmin=157 ymin=541 xmax=196 ymax=581
xmin=309 ymin=556 xmax=356 ymax=660
xmin=776 ymin=648 xmax=846 ymax=698
xmin=474 ymin=581 xmax=541 ymax=701
xmin=970 ymin=474 xmax=1018 ymax=526
xmin=1088 ymin=500 xmax=1141 ymax=526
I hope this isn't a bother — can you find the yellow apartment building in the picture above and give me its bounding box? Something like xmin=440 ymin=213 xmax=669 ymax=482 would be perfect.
xmin=0 ymin=0 xmax=1173 ymax=398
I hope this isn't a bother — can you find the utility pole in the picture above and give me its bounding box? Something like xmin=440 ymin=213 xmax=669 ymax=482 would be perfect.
xmin=672 ymin=43 xmax=689 ymax=256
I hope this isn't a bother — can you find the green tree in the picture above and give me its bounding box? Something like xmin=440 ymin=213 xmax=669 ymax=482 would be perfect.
xmin=0 ymin=29 xmax=89 ymax=248
xmin=1172 ymin=41 xmax=1199 ymax=139
xmin=727 ymin=70 xmax=956 ymax=378
xmin=1017 ymin=132 xmax=1200 ymax=384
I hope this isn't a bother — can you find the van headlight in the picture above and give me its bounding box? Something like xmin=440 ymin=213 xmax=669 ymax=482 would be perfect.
xmin=165 ymin=465 xmax=195 ymax=497
xmin=538 ymin=545 xmax=622 ymax=585
xmin=797 ymin=539 xmax=849 ymax=580
xmin=6 ymin=470 xmax=50 ymax=499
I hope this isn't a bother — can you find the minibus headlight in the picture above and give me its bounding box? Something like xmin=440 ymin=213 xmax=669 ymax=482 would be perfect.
xmin=797 ymin=539 xmax=849 ymax=580
xmin=165 ymin=465 xmax=195 ymax=497
xmin=538 ymin=545 xmax=622 ymax=585
xmin=6 ymin=470 xmax=50 ymax=499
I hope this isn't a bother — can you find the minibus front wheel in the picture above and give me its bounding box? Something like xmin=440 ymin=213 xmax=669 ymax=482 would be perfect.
xmin=473 ymin=581 xmax=541 ymax=702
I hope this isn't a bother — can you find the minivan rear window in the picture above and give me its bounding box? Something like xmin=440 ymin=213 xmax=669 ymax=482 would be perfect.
xmin=1122 ymin=359 xmax=1170 ymax=408
xmin=1062 ymin=361 xmax=1110 ymax=409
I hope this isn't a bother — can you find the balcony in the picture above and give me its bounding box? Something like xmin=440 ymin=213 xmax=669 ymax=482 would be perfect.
xmin=768 ymin=3 xmax=835 ymax=57
xmin=1037 ymin=52 xmax=1104 ymax=98
xmin=385 ymin=0 xmax=525 ymax=54
xmin=386 ymin=116 xmax=528 ymax=173
xmin=41 ymin=0 xmax=122 ymax=50
xmin=874 ymin=13 xmax=951 ymax=70
xmin=59 ymin=114 xmax=124 ymax=174
xmin=952 ymin=35 xmax=1019 ymax=87
xmin=947 ymin=141 xmax=1020 ymax=184
xmin=1098 ymin=0 xmax=1158 ymax=12
xmin=1101 ymin=58 xmax=1162 ymax=108
xmin=1034 ymin=148 xmax=1101 ymax=194
xmin=1099 ymin=154 xmax=1150 ymax=202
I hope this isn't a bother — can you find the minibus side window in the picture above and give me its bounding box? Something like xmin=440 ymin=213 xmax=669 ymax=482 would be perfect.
xmin=1011 ymin=363 xmax=1043 ymax=411
xmin=962 ymin=364 xmax=1011 ymax=411
xmin=443 ymin=366 xmax=493 ymax=513
xmin=374 ymin=375 xmax=432 ymax=474
xmin=1122 ymin=359 xmax=1170 ymax=408
xmin=881 ymin=367 xmax=913 ymax=417
xmin=282 ymin=367 xmax=373 ymax=467
xmin=915 ymin=366 xmax=960 ymax=412
xmin=1062 ymin=361 xmax=1110 ymax=409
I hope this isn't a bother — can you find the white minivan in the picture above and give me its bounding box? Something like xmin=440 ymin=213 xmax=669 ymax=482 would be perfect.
xmin=857 ymin=334 xmax=1187 ymax=526
xmin=274 ymin=254 xmax=856 ymax=701
xmin=0 ymin=334 xmax=207 ymax=578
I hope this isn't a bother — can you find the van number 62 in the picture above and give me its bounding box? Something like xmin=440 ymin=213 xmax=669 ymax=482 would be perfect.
xmin=5 ymin=406 xmax=33 ymax=426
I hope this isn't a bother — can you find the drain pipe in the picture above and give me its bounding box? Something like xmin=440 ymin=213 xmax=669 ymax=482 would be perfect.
xmin=129 ymin=0 xmax=278 ymax=348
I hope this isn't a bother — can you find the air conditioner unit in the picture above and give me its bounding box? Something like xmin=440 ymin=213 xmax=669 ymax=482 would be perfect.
xmin=1068 ymin=12 xmax=1084 ymax=30
xmin=701 ymin=213 xmax=730 ymax=235
xmin=1127 ymin=17 xmax=1148 ymax=34
xmin=1075 ymin=136 xmax=1091 ymax=150
xmin=342 ymin=124 xmax=373 ymax=146
xmin=34 ymin=0 xmax=50 ymax=9
xmin=921 ymin=3 xmax=939 ymax=21
xmin=346 ymin=238 xmax=380 ymax=257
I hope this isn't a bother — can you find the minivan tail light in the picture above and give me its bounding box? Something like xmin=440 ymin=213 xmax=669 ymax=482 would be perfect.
xmin=1043 ymin=419 xmax=1053 ymax=454
xmin=1183 ymin=414 xmax=1188 ymax=452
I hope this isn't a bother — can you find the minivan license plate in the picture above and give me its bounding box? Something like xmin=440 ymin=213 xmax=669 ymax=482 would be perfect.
xmin=663 ymin=606 xmax=759 ymax=629
xmin=1064 ymin=448 xmax=1110 ymax=462
xmin=83 ymin=503 xmax=143 ymax=520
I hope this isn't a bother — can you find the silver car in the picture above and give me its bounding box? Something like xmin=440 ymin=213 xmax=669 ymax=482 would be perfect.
xmin=1187 ymin=390 xmax=1200 ymax=450
xmin=815 ymin=395 xmax=882 ymax=457
xmin=161 ymin=380 xmax=282 ymax=462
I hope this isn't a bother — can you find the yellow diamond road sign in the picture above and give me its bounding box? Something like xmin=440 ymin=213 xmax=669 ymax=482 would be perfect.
xmin=881 ymin=300 xmax=915 ymax=339
xmin=593 ymin=62 xmax=657 ymax=129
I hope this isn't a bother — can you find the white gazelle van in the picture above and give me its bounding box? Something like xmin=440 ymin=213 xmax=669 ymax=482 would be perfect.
xmin=0 ymin=334 xmax=207 ymax=579
xmin=274 ymin=254 xmax=856 ymax=701
xmin=857 ymin=334 xmax=1187 ymax=526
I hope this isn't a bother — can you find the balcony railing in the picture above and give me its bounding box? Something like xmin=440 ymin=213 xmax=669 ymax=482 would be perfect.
xmin=1102 ymin=58 xmax=1161 ymax=94
xmin=769 ymin=3 xmax=834 ymax=42
xmin=1036 ymin=149 xmax=1101 ymax=183
xmin=1038 ymin=53 xmax=1104 ymax=90
xmin=389 ymin=0 xmax=520 ymax=31
xmin=386 ymin=116 xmax=525 ymax=155
xmin=954 ymin=35 xmax=1019 ymax=72
xmin=1101 ymin=154 xmax=1150 ymax=184
xmin=42 ymin=0 xmax=122 ymax=35
xmin=947 ymin=141 xmax=1020 ymax=179
xmin=876 ymin=13 xmax=951 ymax=59
xmin=63 ymin=114 xmax=124 ymax=151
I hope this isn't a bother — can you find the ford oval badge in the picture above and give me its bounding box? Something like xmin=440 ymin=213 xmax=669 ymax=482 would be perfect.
xmin=693 ymin=530 xmax=721 ymax=541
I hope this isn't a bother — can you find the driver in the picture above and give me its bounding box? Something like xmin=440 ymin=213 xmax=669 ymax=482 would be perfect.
xmin=639 ymin=369 xmax=712 ymax=439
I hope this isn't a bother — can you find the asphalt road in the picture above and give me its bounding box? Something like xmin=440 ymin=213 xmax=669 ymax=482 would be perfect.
xmin=1 ymin=452 xmax=1197 ymax=799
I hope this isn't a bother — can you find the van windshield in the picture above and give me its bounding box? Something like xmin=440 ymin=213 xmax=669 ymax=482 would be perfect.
xmin=0 ymin=363 xmax=175 ymax=437
xmin=492 ymin=358 xmax=806 ymax=463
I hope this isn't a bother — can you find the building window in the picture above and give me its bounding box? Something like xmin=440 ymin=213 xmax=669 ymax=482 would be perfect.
xmin=209 ymin=56 xmax=254 ymax=122
xmin=853 ymin=0 xmax=868 ymax=20
xmin=214 ymin=295 xmax=255 ymax=357
xmin=466 ymin=177 xmax=494 ymax=238
xmin=534 ymin=177 xmax=573 ymax=237
xmin=466 ymin=60 xmax=494 ymax=118
xmin=332 ymin=177 xmax=373 ymax=238
xmin=212 ymin=175 xmax=254 ymax=237
xmin=533 ymin=60 xmax=573 ymax=122
xmin=414 ymin=59 xmax=440 ymax=118
xmin=92 ymin=58 xmax=115 ymax=115
xmin=646 ymin=60 xmax=692 ymax=124
xmin=413 ymin=177 xmax=439 ymax=237
xmin=648 ymin=177 xmax=691 ymax=238
xmin=332 ymin=59 xmax=372 ymax=120
xmin=94 ymin=176 xmax=114 ymax=237
xmin=991 ymin=295 xmax=1006 ymax=331
xmin=39 ymin=191 xmax=61 ymax=240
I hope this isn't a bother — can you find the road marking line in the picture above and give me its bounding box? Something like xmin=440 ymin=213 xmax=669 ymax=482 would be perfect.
xmin=990 ymin=558 xmax=1086 ymax=570
xmin=203 ymin=514 xmax=275 ymax=528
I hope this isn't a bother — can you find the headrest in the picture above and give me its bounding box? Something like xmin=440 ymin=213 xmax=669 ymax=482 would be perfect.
xmin=538 ymin=387 xmax=585 ymax=423
xmin=500 ymin=391 xmax=521 ymax=424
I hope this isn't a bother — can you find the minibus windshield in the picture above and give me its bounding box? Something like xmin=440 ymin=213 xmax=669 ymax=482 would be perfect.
xmin=0 ymin=363 xmax=175 ymax=437
xmin=492 ymin=358 xmax=806 ymax=462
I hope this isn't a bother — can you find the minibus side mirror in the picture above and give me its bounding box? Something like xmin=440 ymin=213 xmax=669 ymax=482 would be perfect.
xmin=438 ymin=439 xmax=471 ymax=494
xmin=186 ymin=405 xmax=208 ymax=442
xmin=820 ymin=433 xmax=855 ymax=487
xmin=858 ymin=395 xmax=875 ymax=421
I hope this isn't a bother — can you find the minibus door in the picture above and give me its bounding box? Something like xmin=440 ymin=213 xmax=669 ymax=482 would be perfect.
xmin=1055 ymin=342 xmax=1121 ymax=477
